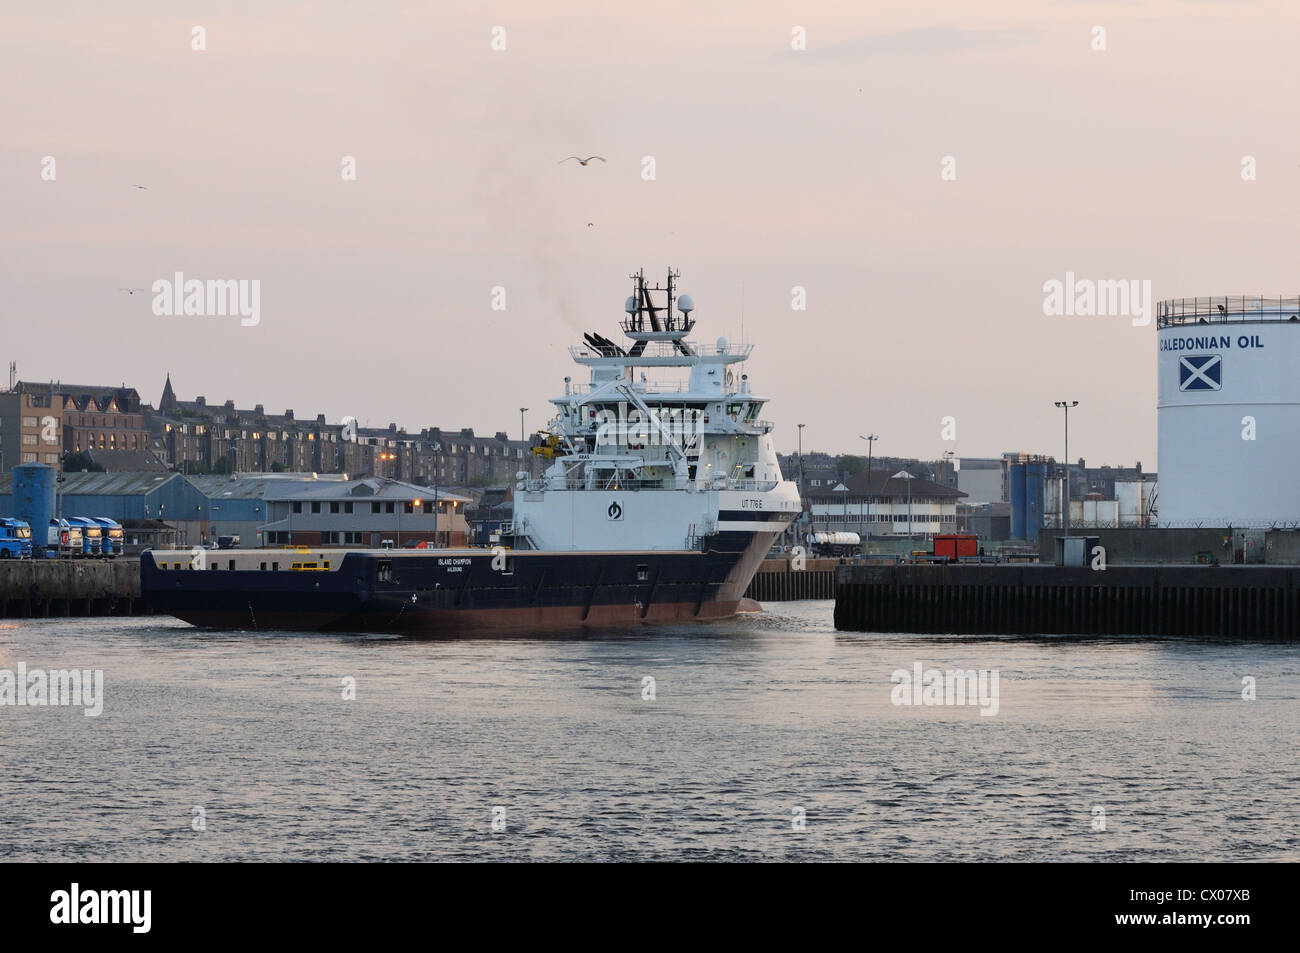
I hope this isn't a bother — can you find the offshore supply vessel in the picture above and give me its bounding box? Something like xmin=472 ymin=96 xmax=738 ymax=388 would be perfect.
xmin=140 ymin=269 xmax=801 ymax=632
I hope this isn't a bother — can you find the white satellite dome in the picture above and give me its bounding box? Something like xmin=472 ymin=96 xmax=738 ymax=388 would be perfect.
xmin=677 ymin=293 xmax=694 ymax=314
xmin=716 ymin=336 xmax=729 ymax=352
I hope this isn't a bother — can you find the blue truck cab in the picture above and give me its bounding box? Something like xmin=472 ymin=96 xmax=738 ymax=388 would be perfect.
xmin=65 ymin=517 xmax=103 ymax=556
xmin=0 ymin=518 xmax=33 ymax=559
xmin=92 ymin=517 xmax=124 ymax=557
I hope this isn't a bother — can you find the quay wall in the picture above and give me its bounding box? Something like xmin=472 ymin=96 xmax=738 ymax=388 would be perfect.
xmin=835 ymin=563 xmax=1300 ymax=640
xmin=0 ymin=559 xmax=146 ymax=619
xmin=746 ymin=557 xmax=839 ymax=601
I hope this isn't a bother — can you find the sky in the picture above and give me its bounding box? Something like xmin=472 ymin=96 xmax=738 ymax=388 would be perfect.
xmin=4 ymin=0 xmax=1298 ymax=469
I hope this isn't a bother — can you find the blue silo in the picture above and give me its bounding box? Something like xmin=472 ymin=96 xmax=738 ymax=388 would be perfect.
xmin=1025 ymin=462 xmax=1047 ymax=543
xmin=13 ymin=463 xmax=56 ymax=551
xmin=1010 ymin=463 xmax=1027 ymax=539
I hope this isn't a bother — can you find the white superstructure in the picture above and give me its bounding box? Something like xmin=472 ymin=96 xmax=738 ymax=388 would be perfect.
xmin=512 ymin=269 xmax=800 ymax=552
xmin=1157 ymin=295 xmax=1300 ymax=526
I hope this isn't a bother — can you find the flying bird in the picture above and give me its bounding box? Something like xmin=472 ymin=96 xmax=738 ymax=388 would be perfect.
xmin=118 ymin=287 xmax=146 ymax=295
xmin=559 ymin=156 xmax=605 ymax=166
xmin=130 ymin=184 xmax=148 ymax=190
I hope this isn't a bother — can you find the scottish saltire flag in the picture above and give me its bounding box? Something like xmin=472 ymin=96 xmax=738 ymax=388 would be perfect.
xmin=1179 ymin=354 xmax=1222 ymax=391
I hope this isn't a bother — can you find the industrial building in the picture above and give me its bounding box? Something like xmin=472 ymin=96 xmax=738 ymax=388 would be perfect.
xmin=956 ymin=458 xmax=1002 ymax=504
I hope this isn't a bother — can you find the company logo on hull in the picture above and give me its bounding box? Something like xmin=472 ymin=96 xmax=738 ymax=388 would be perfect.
xmin=1179 ymin=354 xmax=1222 ymax=391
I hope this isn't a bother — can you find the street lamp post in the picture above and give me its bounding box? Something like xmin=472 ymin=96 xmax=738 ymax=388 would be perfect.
xmin=859 ymin=433 xmax=877 ymax=537
xmin=520 ymin=408 xmax=528 ymax=443
xmin=796 ymin=424 xmax=806 ymax=547
xmin=1054 ymin=401 xmax=1079 ymax=537
xmin=906 ymin=471 xmax=913 ymax=541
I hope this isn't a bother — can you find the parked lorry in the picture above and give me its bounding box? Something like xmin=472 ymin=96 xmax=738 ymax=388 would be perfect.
xmin=65 ymin=517 xmax=103 ymax=557
xmin=0 ymin=518 xmax=33 ymax=559
xmin=92 ymin=517 xmax=124 ymax=557
xmin=45 ymin=518 xmax=83 ymax=558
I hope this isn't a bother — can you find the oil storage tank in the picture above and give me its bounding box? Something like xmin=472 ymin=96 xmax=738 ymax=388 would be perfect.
xmin=1157 ymin=296 xmax=1300 ymax=525
xmin=13 ymin=463 xmax=56 ymax=544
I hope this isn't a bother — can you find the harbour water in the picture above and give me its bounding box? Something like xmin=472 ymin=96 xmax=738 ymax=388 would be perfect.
xmin=1 ymin=602 xmax=1296 ymax=862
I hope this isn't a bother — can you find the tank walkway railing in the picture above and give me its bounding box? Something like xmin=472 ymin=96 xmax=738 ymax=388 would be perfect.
xmin=1157 ymin=296 xmax=1300 ymax=328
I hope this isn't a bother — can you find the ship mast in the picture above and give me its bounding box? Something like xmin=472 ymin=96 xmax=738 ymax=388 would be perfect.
xmin=625 ymin=268 xmax=693 ymax=356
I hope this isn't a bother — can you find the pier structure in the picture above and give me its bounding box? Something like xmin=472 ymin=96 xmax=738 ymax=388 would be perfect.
xmin=835 ymin=562 xmax=1300 ymax=640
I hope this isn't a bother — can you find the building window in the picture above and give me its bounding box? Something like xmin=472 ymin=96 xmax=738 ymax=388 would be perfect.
xmin=385 ymin=502 xmax=395 ymax=514
xmin=311 ymin=502 xmax=321 ymax=514
xmin=404 ymin=502 xmax=414 ymax=514
xmin=344 ymin=502 xmax=353 ymax=514
xmin=292 ymin=502 xmax=302 ymax=513
xmin=422 ymin=501 xmax=433 ymax=514
xmin=371 ymin=502 xmax=381 ymax=514
xmin=330 ymin=502 xmax=340 ymax=513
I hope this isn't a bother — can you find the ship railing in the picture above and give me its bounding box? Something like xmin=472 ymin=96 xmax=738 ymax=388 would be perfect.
xmin=519 ymin=476 xmax=676 ymax=492
xmin=570 ymin=341 xmax=753 ymax=360
xmin=566 ymin=380 xmax=694 ymax=396
xmin=721 ymin=479 xmax=780 ymax=492
xmin=1157 ymin=296 xmax=1300 ymax=329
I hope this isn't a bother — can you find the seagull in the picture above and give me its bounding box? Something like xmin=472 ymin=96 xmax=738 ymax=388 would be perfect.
xmin=559 ymin=156 xmax=605 ymax=166
xmin=118 ymin=287 xmax=146 ymax=295
xmin=587 ymin=222 xmax=594 ymax=227
xmin=130 ymin=184 xmax=148 ymax=190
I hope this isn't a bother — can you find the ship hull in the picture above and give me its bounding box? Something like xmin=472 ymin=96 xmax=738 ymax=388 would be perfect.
xmin=141 ymin=529 xmax=781 ymax=635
